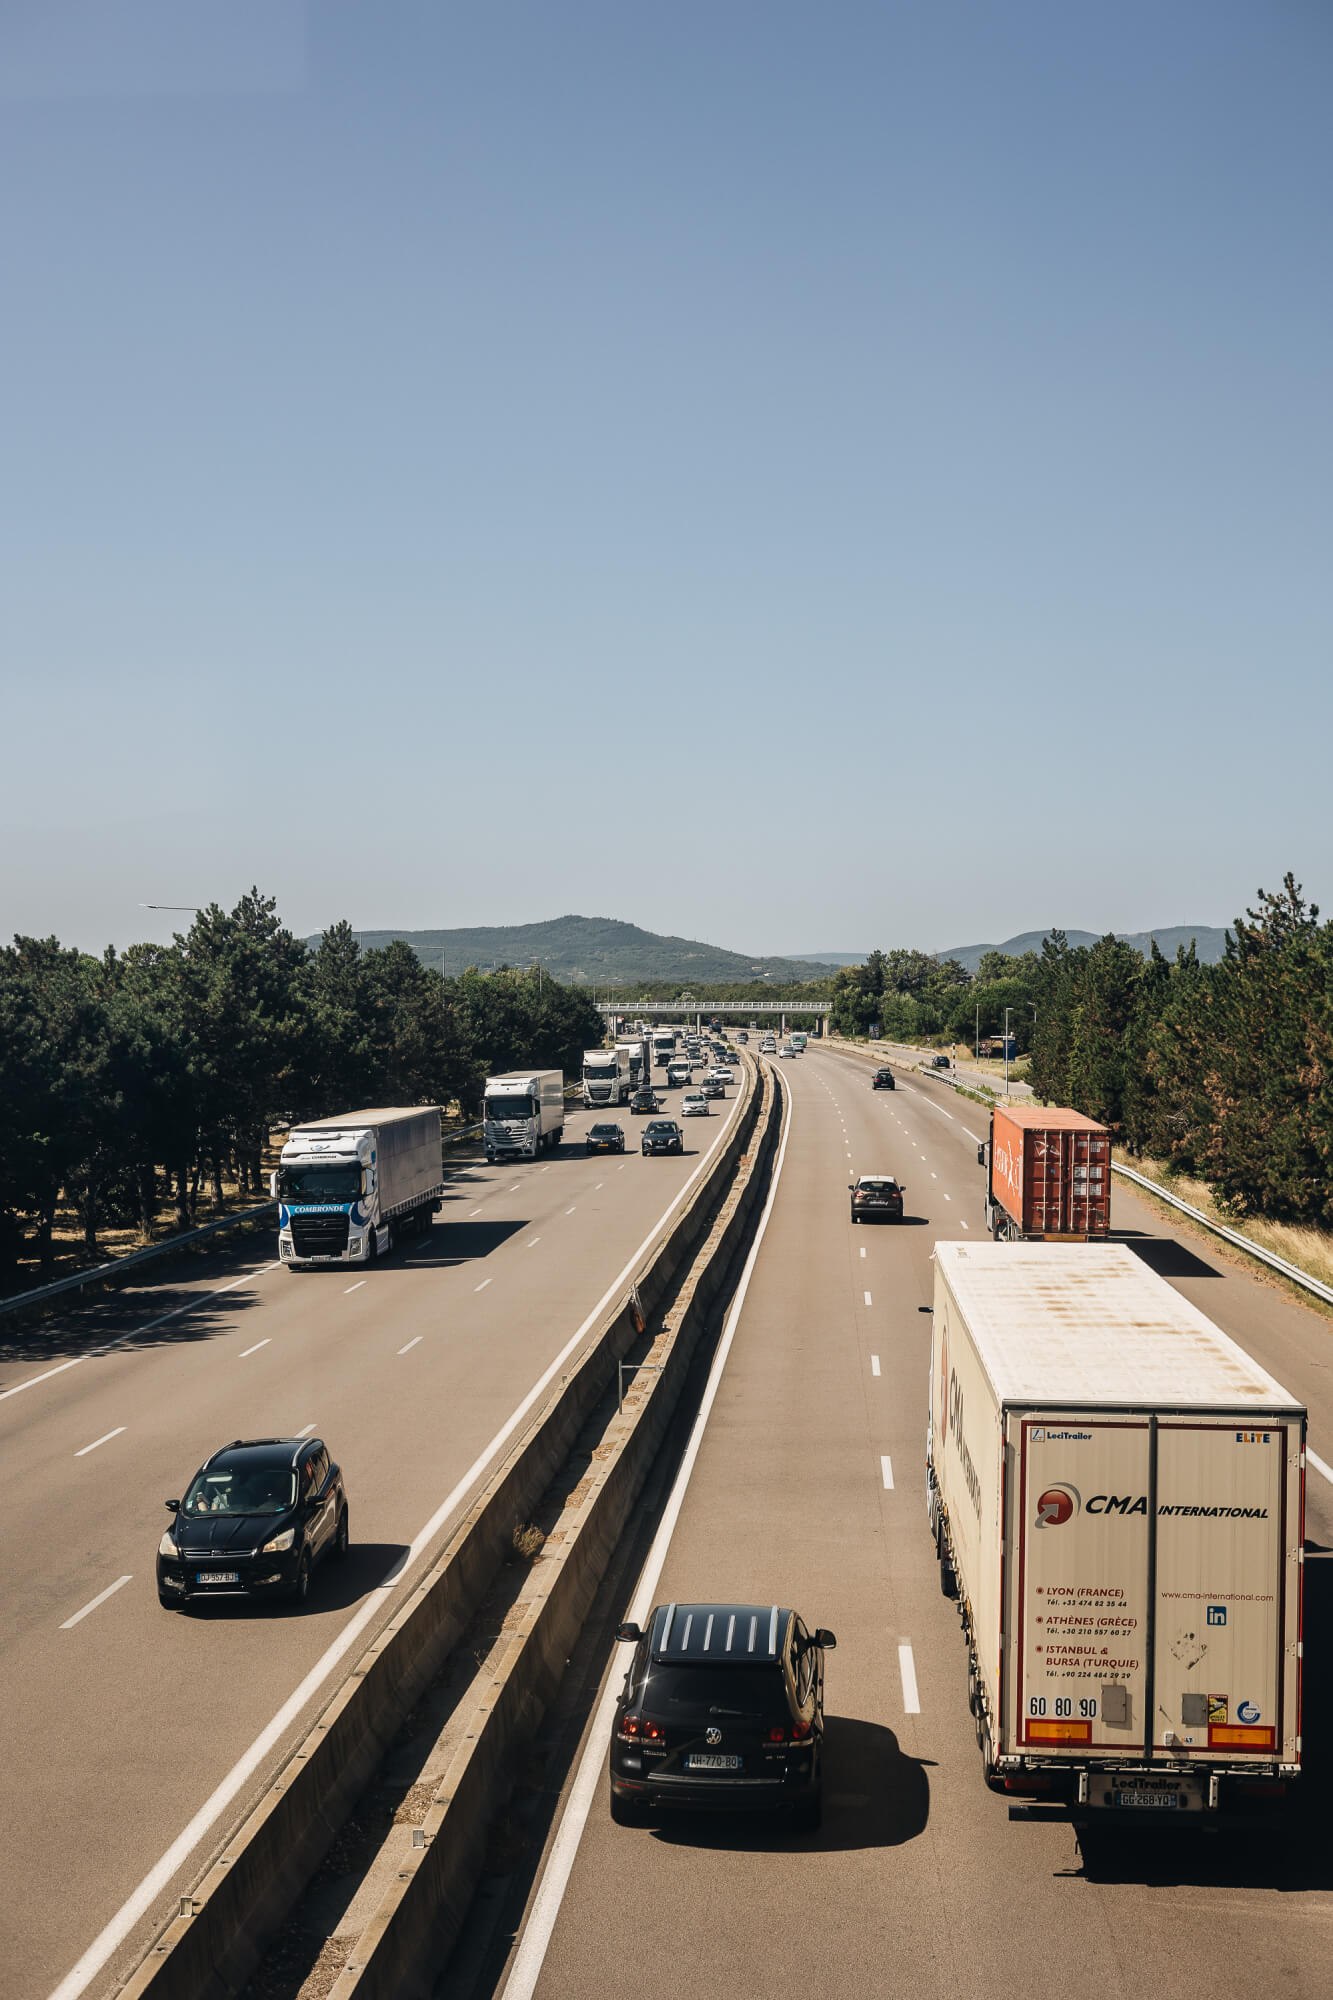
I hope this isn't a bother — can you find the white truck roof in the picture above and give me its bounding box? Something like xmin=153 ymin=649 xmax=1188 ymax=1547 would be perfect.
xmin=935 ymin=1242 xmax=1301 ymax=1411
xmin=288 ymin=1107 xmax=438 ymax=1133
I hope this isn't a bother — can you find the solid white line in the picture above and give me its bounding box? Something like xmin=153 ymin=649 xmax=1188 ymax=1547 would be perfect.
xmin=961 ymin=1128 xmax=981 ymax=1144
xmin=59 ymin=1575 xmax=133 ymax=1631
xmin=343 ymin=1281 xmax=366 ymax=1294
xmin=881 ymin=1454 xmax=894 ymax=1488
xmin=871 ymin=1355 xmax=881 ymax=1377
xmin=898 ymin=1641 xmax=921 ymax=1712
xmin=474 ymin=1279 xmax=492 ymax=1292
xmin=500 ymin=1070 xmax=795 ymax=2000
xmin=397 ymin=1336 xmax=422 ymax=1355
xmin=1308 ymin=1448 xmax=1333 ymax=1487
xmin=296 ymin=1423 xmax=317 ymax=1437
xmin=238 ymin=1339 xmax=270 ymax=1359
xmin=0 ymin=1263 xmax=279 ymax=1407
xmin=46 ymin=1096 xmax=752 ymax=2000
xmin=74 ymin=1426 xmax=126 ymax=1458
xmin=863 ymin=1291 xmax=872 ymax=1307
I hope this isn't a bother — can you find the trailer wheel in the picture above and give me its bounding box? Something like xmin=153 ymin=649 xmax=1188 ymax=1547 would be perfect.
xmin=937 ymin=1521 xmax=957 ymax=1598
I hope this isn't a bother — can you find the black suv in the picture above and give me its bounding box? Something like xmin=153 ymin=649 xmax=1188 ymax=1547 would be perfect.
xmin=629 ymin=1088 xmax=660 ymax=1115
xmin=610 ymin=1601 xmax=835 ymax=1829
xmin=586 ymin=1122 xmax=626 ymax=1154
xmin=642 ymin=1119 xmax=683 ymax=1156
xmin=872 ymin=1067 xmax=896 ymax=1090
xmin=157 ymin=1437 xmax=348 ymax=1609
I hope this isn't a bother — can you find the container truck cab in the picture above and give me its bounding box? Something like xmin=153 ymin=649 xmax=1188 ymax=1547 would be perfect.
xmin=978 ymin=1104 xmax=1110 ymax=1241
xmin=275 ymin=1108 xmax=444 ymax=1267
xmin=483 ymin=1072 xmax=564 ymax=1162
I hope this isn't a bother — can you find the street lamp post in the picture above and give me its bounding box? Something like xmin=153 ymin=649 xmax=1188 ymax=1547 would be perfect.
xmin=1004 ymin=1006 xmax=1012 ymax=1098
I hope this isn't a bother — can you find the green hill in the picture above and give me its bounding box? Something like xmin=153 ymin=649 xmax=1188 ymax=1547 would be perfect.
xmin=311 ymin=915 xmax=840 ymax=987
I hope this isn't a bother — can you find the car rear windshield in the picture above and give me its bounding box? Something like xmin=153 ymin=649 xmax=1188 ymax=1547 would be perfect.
xmin=183 ymin=1465 xmax=297 ymax=1516
xmin=641 ymin=1665 xmax=785 ymax=1718
xmin=859 ymin=1179 xmax=899 ymax=1193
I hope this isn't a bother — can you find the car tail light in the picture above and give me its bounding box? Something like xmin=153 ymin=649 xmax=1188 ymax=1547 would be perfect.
xmin=617 ymin=1715 xmax=665 ymax=1744
xmin=765 ymin=1719 xmax=811 ymax=1744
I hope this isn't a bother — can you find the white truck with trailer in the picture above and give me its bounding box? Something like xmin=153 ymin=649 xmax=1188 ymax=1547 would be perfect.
xmin=616 ymin=1039 xmax=648 ymax=1091
xmin=582 ymin=1046 xmax=632 ymax=1108
xmin=275 ymin=1107 xmax=443 ymax=1268
xmin=483 ymin=1071 xmax=564 ymax=1162
xmin=927 ymin=1242 xmax=1305 ymax=1826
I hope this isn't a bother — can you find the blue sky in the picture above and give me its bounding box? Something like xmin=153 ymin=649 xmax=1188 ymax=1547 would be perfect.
xmin=3 ymin=1 xmax=1329 ymax=956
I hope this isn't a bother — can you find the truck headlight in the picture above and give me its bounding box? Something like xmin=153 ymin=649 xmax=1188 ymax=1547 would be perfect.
xmin=262 ymin=1527 xmax=297 ymax=1554
xmin=159 ymin=1532 xmax=179 ymax=1558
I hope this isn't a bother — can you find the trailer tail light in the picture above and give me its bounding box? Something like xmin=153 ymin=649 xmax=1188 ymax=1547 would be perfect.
xmin=1003 ymin=1776 xmax=1054 ymax=1792
xmin=1209 ymin=1724 xmax=1277 ymax=1751
xmin=1026 ymin=1719 xmax=1092 ymax=1744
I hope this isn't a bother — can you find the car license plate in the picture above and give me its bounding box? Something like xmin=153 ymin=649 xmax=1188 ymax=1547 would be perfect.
xmin=686 ymin=1753 xmax=741 ymax=1771
xmin=1114 ymin=1788 xmax=1178 ymax=1809
xmin=196 ymin=1571 xmax=239 ymax=1585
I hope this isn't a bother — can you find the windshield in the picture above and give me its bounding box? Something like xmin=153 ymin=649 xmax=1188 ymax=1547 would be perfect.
xmin=641 ymin=1665 xmax=784 ymax=1718
xmin=486 ymin=1095 xmax=535 ymax=1121
xmin=584 ymin=1061 xmax=615 ymax=1077
xmin=183 ymin=1465 xmax=297 ymax=1516
xmin=589 ymin=1124 xmax=620 ymax=1136
xmin=647 ymin=1122 xmax=675 ymax=1133
xmin=278 ymin=1160 xmax=361 ymax=1203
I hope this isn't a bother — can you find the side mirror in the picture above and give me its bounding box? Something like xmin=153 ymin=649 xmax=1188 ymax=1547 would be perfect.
xmin=918 ymin=1305 xmax=933 ymax=1314
xmin=269 ymin=1171 xmax=279 ymax=1198
xmin=847 ymin=1183 xmax=855 ymax=1192
xmin=976 ymin=1145 xmax=986 ymax=1167
xmin=616 ymin=1621 xmax=643 ymax=1643
xmin=814 ymin=1629 xmax=837 ymax=1650
xmin=165 ymin=1499 xmax=180 ymax=1512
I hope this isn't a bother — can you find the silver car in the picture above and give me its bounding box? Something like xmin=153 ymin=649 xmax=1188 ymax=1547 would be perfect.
xmin=680 ymin=1092 xmax=710 ymax=1117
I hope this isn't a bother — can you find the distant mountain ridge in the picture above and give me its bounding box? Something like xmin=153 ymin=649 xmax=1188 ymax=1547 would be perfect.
xmin=311 ymin=915 xmax=841 ymax=986
xmin=936 ymin=926 xmax=1230 ymax=976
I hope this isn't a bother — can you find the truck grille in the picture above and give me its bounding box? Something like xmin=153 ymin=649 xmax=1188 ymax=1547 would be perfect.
xmin=290 ymin=1213 xmax=350 ymax=1258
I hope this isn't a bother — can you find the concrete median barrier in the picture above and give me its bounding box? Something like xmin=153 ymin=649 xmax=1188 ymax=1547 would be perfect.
xmin=119 ymin=1058 xmax=766 ymax=2000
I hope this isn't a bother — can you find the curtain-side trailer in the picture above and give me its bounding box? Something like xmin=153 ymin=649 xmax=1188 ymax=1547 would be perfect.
xmin=927 ymin=1242 xmax=1304 ymax=1826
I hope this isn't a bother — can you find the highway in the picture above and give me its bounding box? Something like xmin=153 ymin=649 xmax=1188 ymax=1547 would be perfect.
xmin=0 ymin=1076 xmax=748 ymax=2000
xmin=481 ymin=1043 xmax=1333 ymax=2000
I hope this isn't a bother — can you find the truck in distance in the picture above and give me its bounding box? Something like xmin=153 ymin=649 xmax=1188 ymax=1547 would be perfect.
xmin=274 ymin=1107 xmax=443 ymax=1267
xmin=583 ymin=1046 xmax=632 ymax=1108
xmin=666 ymin=1055 xmax=693 ymax=1088
xmin=483 ymin=1071 xmax=564 ymax=1162
xmin=652 ymin=1028 xmax=677 ymax=1072
xmin=977 ymin=1103 xmax=1111 ymax=1241
xmin=616 ymin=1039 xmax=648 ymax=1091
xmin=927 ymin=1242 xmax=1305 ymax=1826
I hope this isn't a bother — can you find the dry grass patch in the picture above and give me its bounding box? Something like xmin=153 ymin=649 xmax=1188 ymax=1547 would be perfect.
xmin=1114 ymin=1151 xmax=1333 ymax=1292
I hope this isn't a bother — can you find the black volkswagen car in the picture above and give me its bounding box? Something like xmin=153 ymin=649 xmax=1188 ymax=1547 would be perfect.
xmin=641 ymin=1119 xmax=683 ymax=1156
xmin=157 ymin=1437 xmax=348 ymax=1609
xmin=872 ymin=1067 xmax=896 ymax=1090
xmin=609 ymin=1601 xmax=835 ymax=1829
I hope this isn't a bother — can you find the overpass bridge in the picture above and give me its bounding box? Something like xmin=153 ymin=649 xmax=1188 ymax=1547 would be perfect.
xmin=596 ymin=999 xmax=830 ymax=1034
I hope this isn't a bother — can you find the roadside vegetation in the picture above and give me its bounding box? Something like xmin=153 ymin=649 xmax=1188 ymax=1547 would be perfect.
xmin=0 ymin=891 xmax=602 ymax=1290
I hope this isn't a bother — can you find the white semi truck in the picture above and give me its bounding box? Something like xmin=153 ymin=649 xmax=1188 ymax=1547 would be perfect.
xmin=483 ymin=1071 xmax=564 ymax=1161
xmin=927 ymin=1242 xmax=1305 ymax=1826
xmin=582 ymin=1046 xmax=632 ymax=1108
xmin=616 ymin=1039 xmax=648 ymax=1091
xmin=275 ymin=1107 xmax=443 ymax=1268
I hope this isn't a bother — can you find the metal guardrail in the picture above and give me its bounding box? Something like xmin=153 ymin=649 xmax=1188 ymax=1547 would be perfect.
xmin=0 ymin=1202 xmax=278 ymax=1318
xmin=1111 ymin=1162 xmax=1333 ymax=1309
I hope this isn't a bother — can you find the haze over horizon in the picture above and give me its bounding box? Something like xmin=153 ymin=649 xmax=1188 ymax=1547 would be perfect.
xmin=3 ymin=2 xmax=1329 ymax=956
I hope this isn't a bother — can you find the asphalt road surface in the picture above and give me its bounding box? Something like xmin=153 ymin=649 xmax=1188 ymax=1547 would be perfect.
xmin=486 ymin=1045 xmax=1333 ymax=2000
xmin=0 ymin=1075 xmax=747 ymax=2000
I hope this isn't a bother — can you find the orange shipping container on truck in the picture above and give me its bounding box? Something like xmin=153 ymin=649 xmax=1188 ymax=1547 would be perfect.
xmin=988 ymin=1104 xmax=1110 ymax=1239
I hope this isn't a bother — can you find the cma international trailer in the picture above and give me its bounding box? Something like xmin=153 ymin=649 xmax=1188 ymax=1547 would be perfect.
xmin=483 ymin=1071 xmax=564 ymax=1161
xmin=927 ymin=1243 xmax=1305 ymax=1825
xmin=275 ymin=1107 xmax=444 ymax=1267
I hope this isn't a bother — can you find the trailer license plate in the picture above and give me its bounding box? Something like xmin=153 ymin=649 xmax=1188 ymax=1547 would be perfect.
xmin=1114 ymin=1788 xmax=1178 ymax=1809
xmin=196 ymin=1571 xmax=239 ymax=1585
xmin=686 ymin=1754 xmax=741 ymax=1771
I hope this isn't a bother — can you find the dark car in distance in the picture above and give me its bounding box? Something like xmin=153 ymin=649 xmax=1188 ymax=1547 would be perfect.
xmin=158 ymin=1437 xmax=348 ymax=1609
xmin=928 ymin=1054 xmax=952 ymax=1069
xmin=849 ymin=1174 xmax=906 ymax=1222
xmin=630 ymin=1088 xmax=660 ymax=1114
xmin=872 ymin=1067 xmax=896 ymax=1090
xmin=642 ymin=1119 xmax=683 ymax=1156
xmin=586 ymin=1122 xmax=626 ymax=1154
xmin=610 ymin=1601 xmax=835 ymax=1829
xmin=700 ymin=1076 xmax=725 ymax=1100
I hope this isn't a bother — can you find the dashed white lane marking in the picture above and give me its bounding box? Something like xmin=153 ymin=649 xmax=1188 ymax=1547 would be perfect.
xmin=474 ymin=1279 xmax=491 ymax=1292
xmin=509 ymin=1183 xmax=522 ymax=1192
xmin=860 ymin=1246 xmax=866 ymax=1259
xmin=863 ymin=1291 xmax=873 ymax=1306
xmin=898 ymin=1641 xmax=921 ymax=1712
xmin=871 ymin=1355 xmax=881 ymax=1377
xmin=961 ymin=1219 xmax=970 ymax=1229
xmin=469 ymin=1206 xmax=484 ymax=1217
xmin=944 ymin=1193 xmax=952 ymax=1201
xmin=565 ymin=1208 xmax=576 ymax=1215
xmin=60 ymin=1575 xmax=133 ymax=1630
xmin=239 ymin=1339 xmax=270 ymax=1358
xmin=343 ymin=1280 xmax=366 ymax=1294
xmin=296 ymin=1423 xmax=317 ymax=1437
xmin=931 ymin=1172 xmax=937 ymax=1179
xmin=1309 ymin=1448 xmax=1333 ymax=1487
xmin=74 ymin=1427 xmax=126 ymax=1458
xmin=962 ymin=1127 xmax=981 ymax=1144
xmin=881 ymin=1454 xmax=894 ymax=1488
xmin=594 ymin=1183 xmax=604 ymax=1190
xmin=397 ymin=1336 xmax=422 ymax=1355
xmin=527 ymin=1237 xmax=541 ymax=1249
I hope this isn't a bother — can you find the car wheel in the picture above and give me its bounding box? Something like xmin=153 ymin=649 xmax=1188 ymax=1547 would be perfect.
xmin=332 ymin=1507 xmax=349 ymax=1561
xmin=792 ymin=1788 xmax=823 ymax=1833
xmin=850 ymin=1211 xmax=858 ymax=1223
xmin=291 ymin=1550 xmax=312 ymax=1606
xmin=610 ymin=1791 xmax=644 ymax=1827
